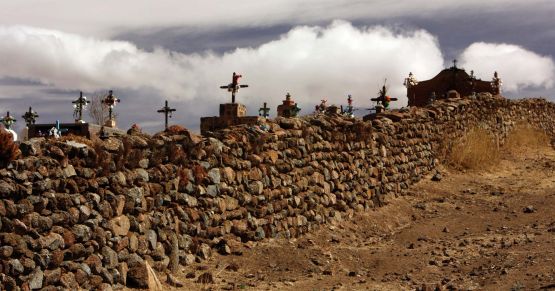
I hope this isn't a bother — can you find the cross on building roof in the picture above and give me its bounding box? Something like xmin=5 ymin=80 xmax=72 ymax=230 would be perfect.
xmin=22 ymin=107 xmax=39 ymax=126
xmin=259 ymin=102 xmax=270 ymax=118
xmin=220 ymin=72 xmax=249 ymax=104
xmin=157 ymin=100 xmax=177 ymax=130
xmin=72 ymin=91 xmax=90 ymax=122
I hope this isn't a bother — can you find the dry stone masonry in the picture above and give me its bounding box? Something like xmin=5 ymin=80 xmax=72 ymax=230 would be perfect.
xmin=1 ymin=94 xmax=554 ymax=290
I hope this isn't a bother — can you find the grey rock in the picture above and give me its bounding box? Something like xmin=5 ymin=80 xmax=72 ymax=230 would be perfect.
xmin=134 ymin=168 xmax=149 ymax=182
xmin=72 ymin=224 xmax=91 ymax=242
xmin=102 ymin=246 xmax=119 ymax=269
xmin=523 ymin=206 xmax=536 ymax=213
xmin=207 ymin=168 xmax=221 ymax=184
xmin=248 ymin=181 xmax=264 ymax=195
xmin=28 ymin=268 xmax=44 ymax=290
xmin=38 ymin=232 xmax=65 ymax=251
xmin=147 ymin=230 xmax=157 ymax=249
xmin=206 ymin=184 xmax=219 ymax=197
xmin=431 ymin=172 xmax=442 ymax=182
xmin=8 ymin=259 xmax=24 ymax=275
xmin=127 ymin=187 xmax=144 ymax=203
xmin=197 ymin=243 xmax=211 ymax=260
xmin=62 ymin=165 xmax=77 ymax=178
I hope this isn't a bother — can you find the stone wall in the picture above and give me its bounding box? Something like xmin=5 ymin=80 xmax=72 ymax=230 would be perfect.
xmin=1 ymin=94 xmax=554 ymax=290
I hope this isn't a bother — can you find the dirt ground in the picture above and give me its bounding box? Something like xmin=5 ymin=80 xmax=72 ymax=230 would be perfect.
xmin=162 ymin=146 xmax=555 ymax=291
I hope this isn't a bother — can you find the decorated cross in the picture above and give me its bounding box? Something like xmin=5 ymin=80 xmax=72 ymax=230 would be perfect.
xmin=102 ymin=90 xmax=120 ymax=121
xmin=22 ymin=107 xmax=39 ymax=126
xmin=370 ymin=81 xmax=398 ymax=112
xmin=157 ymin=100 xmax=177 ymax=130
xmin=1 ymin=111 xmax=16 ymax=130
xmin=452 ymin=59 xmax=458 ymax=68
xmin=220 ymin=72 xmax=249 ymax=104
xmin=72 ymin=91 xmax=90 ymax=122
xmin=259 ymin=102 xmax=270 ymax=118
xmin=341 ymin=94 xmax=356 ymax=117
xmin=49 ymin=120 xmax=68 ymax=138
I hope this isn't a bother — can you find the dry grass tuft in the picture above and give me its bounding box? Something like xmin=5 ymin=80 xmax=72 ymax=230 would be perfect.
xmin=504 ymin=123 xmax=550 ymax=153
xmin=447 ymin=123 xmax=551 ymax=170
xmin=447 ymin=127 xmax=500 ymax=170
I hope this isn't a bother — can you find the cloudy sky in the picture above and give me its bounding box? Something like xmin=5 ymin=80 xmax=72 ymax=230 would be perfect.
xmin=1 ymin=0 xmax=554 ymax=133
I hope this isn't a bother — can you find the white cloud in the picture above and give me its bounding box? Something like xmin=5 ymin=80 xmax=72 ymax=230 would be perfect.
xmin=0 ymin=22 xmax=445 ymax=112
xmin=459 ymin=42 xmax=555 ymax=92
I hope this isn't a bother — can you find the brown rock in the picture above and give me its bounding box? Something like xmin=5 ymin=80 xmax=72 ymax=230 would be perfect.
xmin=118 ymin=262 xmax=128 ymax=285
xmin=44 ymin=268 xmax=61 ymax=285
xmin=60 ymin=272 xmax=79 ymax=289
xmin=127 ymin=262 xmax=149 ymax=288
xmin=196 ymin=272 xmax=214 ymax=284
xmin=127 ymin=261 xmax=163 ymax=290
xmin=109 ymin=215 xmax=130 ymax=236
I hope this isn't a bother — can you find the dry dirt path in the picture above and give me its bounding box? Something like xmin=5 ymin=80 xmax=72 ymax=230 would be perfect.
xmin=163 ymin=147 xmax=555 ymax=291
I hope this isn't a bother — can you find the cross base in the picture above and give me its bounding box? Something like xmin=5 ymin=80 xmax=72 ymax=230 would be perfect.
xmin=104 ymin=119 xmax=117 ymax=128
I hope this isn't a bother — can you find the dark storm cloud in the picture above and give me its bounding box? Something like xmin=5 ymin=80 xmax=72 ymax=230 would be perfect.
xmin=0 ymin=77 xmax=43 ymax=86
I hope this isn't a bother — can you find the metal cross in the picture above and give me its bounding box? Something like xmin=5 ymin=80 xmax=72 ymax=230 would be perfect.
xmin=157 ymin=100 xmax=176 ymax=130
xmin=1 ymin=111 xmax=16 ymax=130
xmin=453 ymin=59 xmax=458 ymax=68
xmin=22 ymin=107 xmax=39 ymax=126
xmin=72 ymin=91 xmax=90 ymax=122
xmin=102 ymin=90 xmax=120 ymax=121
xmin=220 ymin=72 xmax=249 ymax=104
xmin=259 ymin=102 xmax=270 ymax=118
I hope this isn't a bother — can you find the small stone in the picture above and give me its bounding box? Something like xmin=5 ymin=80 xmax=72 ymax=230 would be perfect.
xmin=196 ymin=272 xmax=214 ymax=284
xmin=226 ymin=263 xmax=239 ymax=272
xmin=443 ymin=227 xmax=450 ymax=233
xmin=523 ymin=206 xmax=536 ymax=213
xmin=431 ymin=173 xmax=442 ymax=182
xmin=185 ymin=272 xmax=196 ymax=279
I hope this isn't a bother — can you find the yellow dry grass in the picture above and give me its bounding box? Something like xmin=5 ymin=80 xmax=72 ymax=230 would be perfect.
xmin=448 ymin=127 xmax=500 ymax=170
xmin=447 ymin=123 xmax=551 ymax=170
xmin=503 ymin=123 xmax=550 ymax=154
